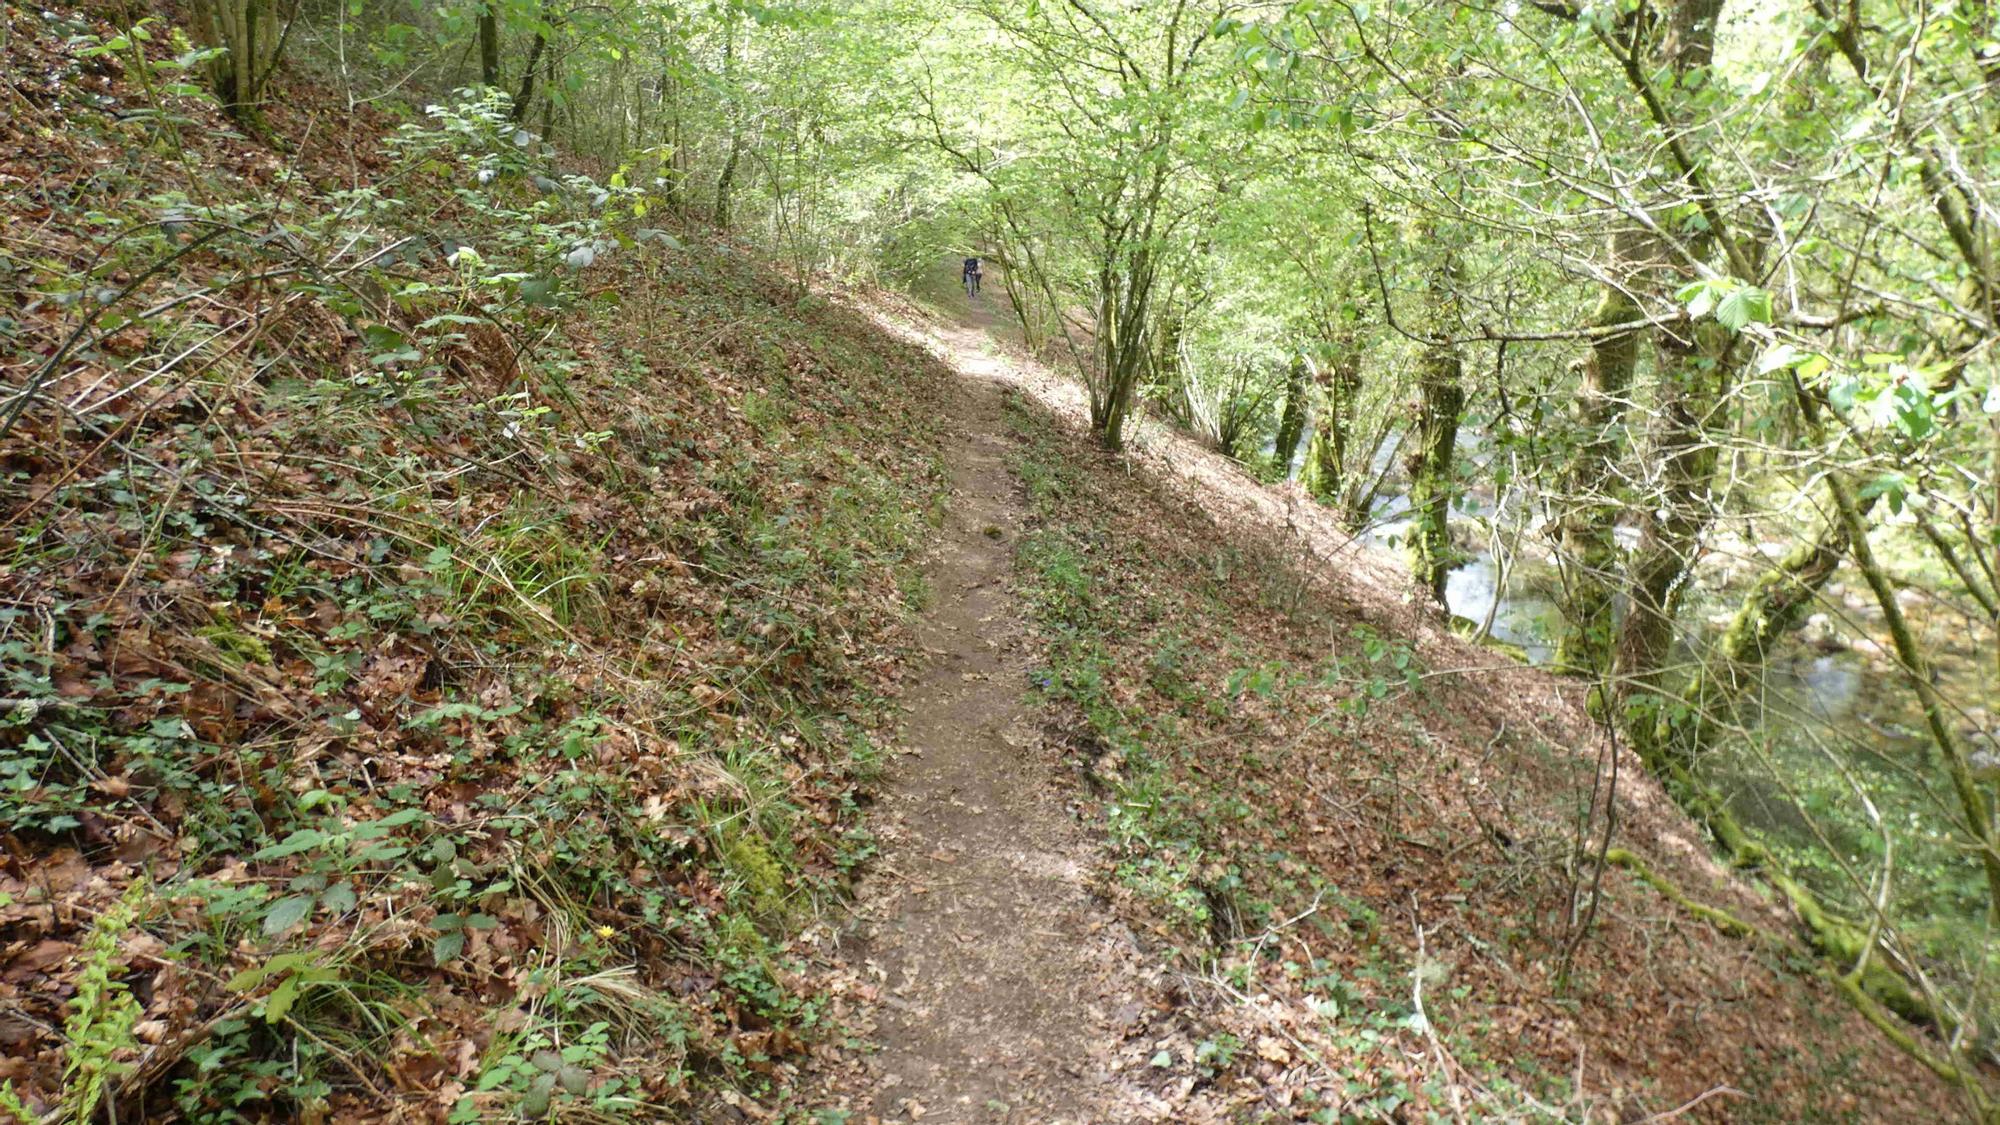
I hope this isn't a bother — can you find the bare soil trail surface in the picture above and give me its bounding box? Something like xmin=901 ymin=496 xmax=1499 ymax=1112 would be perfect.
xmin=826 ymin=292 xmax=1173 ymax=1123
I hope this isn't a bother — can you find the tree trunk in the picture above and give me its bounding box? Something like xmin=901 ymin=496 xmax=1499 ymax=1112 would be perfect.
xmin=714 ymin=12 xmax=740 ymax=229
xmin=188 ymin=0 xmax=290 ymax=129
xmin=1272 ymin=353 xmax=1310 ymax=477
xmin=1001 ymin=250 xmax=1040 ymax=351
xmin=1309 ymin=342 xmax=1364 ymax=527
xmin=1797 ymin=364 xmax=2000 ymax=928
xmin=478 ymin=2 xmax=501 ymax=87
xmin=1668 ymin=488 xmax=1877 ymax=767
xmin=1093 ymin=245 xmax=1158 ymax=452
xmin=659 ymin=53 xmax=686 ymax=214
xmin=1405 ymin=339 xmax=1464 ymax=604
xmin=1154 ymin=311 xmax=1185 ymax=424
xmin=512 ymin=15 xmax=548 ymax=123
xmin=1661 ymin=0 xmax=1723 ymax=70
xmin=1404 ymin=225 xmax=1465 ymax=605
xmin=1612 ymin=331 xmax=1722 ymax=759
xmin=1603 ymin=0 xmax=1730 ymax=749
xmin=1553 ymin=229 xmax=1647 ymax=675
xmin=1829 ymin=470 xmax=2000 ymax=920
xmin=539 ymin=37 xmax=558 ymax=141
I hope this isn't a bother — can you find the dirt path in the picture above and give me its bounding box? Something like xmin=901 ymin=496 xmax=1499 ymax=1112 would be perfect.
xmin=834 ymin=298 xmax=1169 ymax=1124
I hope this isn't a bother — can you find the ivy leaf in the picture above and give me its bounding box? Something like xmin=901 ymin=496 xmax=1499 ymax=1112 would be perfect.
xmin=262 ymin=894 xmax=315 ymax=936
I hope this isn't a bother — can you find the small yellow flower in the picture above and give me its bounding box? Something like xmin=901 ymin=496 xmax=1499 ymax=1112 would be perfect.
xmin=595 ymin=925 xmax=616 ymax=939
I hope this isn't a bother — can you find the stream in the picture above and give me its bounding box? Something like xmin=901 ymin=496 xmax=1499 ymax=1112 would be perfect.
xmin=1328 ymin=430 xmax=1974 ymax=761
xmin=1265 ymin=422 xmax=1984 ymax=778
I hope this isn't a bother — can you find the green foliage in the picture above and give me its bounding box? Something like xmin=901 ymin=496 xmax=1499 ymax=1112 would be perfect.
xmin=1322 ymin=626 xmax=1421 ymax=719
xmin=59 ymin=883 xmax=149 ymax=1122
xmin=454 ymin=1015 xmax=641 ymax=1121
xmin=1677 ymin=277 xmax=1774 ymax=332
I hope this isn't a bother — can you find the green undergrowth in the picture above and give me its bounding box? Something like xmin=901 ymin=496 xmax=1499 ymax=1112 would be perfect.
xmin=1001 ymin=393 xmax=1912 ymax=1120
xmin=1 ymin=21 xmax=946 ymax=1120
xmin=1006 ymin=397 xmax=1553 ymax=1116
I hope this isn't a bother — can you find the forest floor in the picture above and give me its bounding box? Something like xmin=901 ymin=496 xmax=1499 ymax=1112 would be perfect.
xmin=2 ymin=9 xmax=1982 ymax=1113
xmin=799 ymin=271 xmax=1978 ymax=1122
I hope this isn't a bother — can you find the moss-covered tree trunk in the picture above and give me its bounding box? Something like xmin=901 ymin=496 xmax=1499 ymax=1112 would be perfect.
xmin=1092 ymin=265 xmax=1121 ymax=438
xmin=1553 ymin=230 xmax=1646 ymax=675
xmin=538 ymin=29 xmax=559 ymax=141
xmin=714 ymin=11 xmax=740 ymax=230
xmin=1604 ymin=0 xmax=1733 ymax=755
xmin=1611 ymin=331 xmax=1721 ymax=756
xmin=1664 ymin=483 xmax=1877 ymax=768
xmin=479 ymin=3 xmax=502 ymax=87
xmin=1405 ymin=339 xmax=1464 ymax=604
xmin=1272 ymin=353 xmax=1310 ymax=477
xmin=1827 ymin=470 xmax=2000 ymax=919
xmin=1153 ymin=310 xmax=1184 ymax=422
xmin=1309 ymin=342 xmax=1364 ymax=527
xmin=1088 ymin=136 xmax=1173 ymax=452
xmin=1092 ymin=242 xmax=1160 ymax=452
xmin=1402 ymin=220 xmax=1465 ymax=605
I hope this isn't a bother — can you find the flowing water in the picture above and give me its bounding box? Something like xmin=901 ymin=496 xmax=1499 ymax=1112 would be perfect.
xmin=1344 ymin=445 xmax=1962 ymax=761
xmin=1354 ymin=468 xmax=1566 ymax=665
xmin=1268 ymin=421 xmax=1979 ymax=769
xmin=1358 ymin=461 xmax=2000 ymax=924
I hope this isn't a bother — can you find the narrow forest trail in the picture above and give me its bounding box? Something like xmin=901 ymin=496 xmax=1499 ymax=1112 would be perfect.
xmin=827 ymin=290 xmax=1174 ymax=1123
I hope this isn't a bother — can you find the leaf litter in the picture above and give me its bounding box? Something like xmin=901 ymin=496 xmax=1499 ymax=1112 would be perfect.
xmin=1 ymin=7 xmax=951 ymax=1118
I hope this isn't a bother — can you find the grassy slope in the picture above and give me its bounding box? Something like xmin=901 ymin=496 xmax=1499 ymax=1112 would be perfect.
xmin=2 ymin=9 xmax=945 ymax=1120
xmin=998 ymin=383 xmax=1969 ymax=1121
